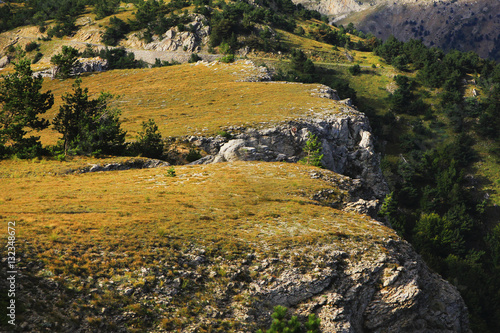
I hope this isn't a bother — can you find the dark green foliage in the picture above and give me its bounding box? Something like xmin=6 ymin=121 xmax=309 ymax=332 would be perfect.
xmin=348 ymin=64 xmax=361 ymax=75
xmin=47 ymin=0 xmax=83 ymax=38
xmin=285 ymin=49 xmax=315 ymax=82
xmin=101 ymin=16 xmax=130 ymax=46
xmin=80 ymin=44 xmax=98 ymax=58
xmin=477 ymin=64 xmax=500 ymax=141
xmin=25 ymin=41 xmax=40 ymax=53
xmin=486 ymin=225 xmax=500 ymax=269
xmin=93 ymin=0 xmax=121 ymax=20
xmin=392 ymin=54 xmax=409 ymax=71
xmin=0 ymin=59 xmax=53 ymax=158
xmin=32 ymin=52 xmax=43 ymax=64
xmin=388 ymin=75 xmax=428 ymax=116
xmin=220 ymin=53 xmax=235 ymax=63
xmin=0 ymin=0 xmax=84 ymax=34
xmin=99 ymin=47 xmax=147 ymax=70
xmin=152 ymin=58 xmax=180 ymax=67
xmin=320 ymin=76 xmax=357 ymax=104
xmin=186 ymin=148 xmax=202 ymax=162
xmin=207 ymin=0 xmax=300 ymax=50
xmin=375 ymin=35 xmax=404 ymax=64
xmin=53 ymin=78 xmax=125 ymax=156
xmin=257 ymin=305 xmax=320 ymax=333
xmin=50 ymin=45 xmax=80 ymax=78
xmin=300 ymin=132 xmax=323 ymax=167
xmin=129 ymin=0 xmax=191 ymax=38
xmin=166 ymin=166 xmax=176 ymax=177
xmin=188 ymin=53 xmax=202 ymax=63
xmin=129 ymin=119 xmax=164 ymax=159
xmin=307 ymin=22 xmax=352 ymax=48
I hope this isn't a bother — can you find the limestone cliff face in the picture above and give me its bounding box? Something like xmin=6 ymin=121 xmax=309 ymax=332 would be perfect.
xmin=242 ymin=239 xmax=471 ymax=332
xmin=293 ymin=0 xmax=500 ymax=60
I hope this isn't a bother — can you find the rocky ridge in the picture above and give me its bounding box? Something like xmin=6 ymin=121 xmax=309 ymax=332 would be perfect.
xmin=184 ymin=77 xmax=388 ymax=215
xmin=8 ymin=230 xmax=471 ymax=332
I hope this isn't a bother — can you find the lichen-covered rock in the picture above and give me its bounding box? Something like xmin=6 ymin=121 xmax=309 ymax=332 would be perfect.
xmin=66 ymin=158 xmax=169 ymax=174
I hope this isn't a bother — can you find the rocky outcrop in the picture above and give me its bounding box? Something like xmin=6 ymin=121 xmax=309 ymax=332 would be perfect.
xmin=0 ymin=55 xmax=9 ymax=68
xmin=72 ymin=57 xmax=108 ymax=75
xmin=66 ymin=158 xmax=169 ymax=174
xmin=125 ymin=14 xmax=210 ymax=53
xmin=33 ymin=57 xmax=108 ymax=78
xmin=185 ymin=89 xmax=389 ymax=208
xmin=246 ymin=239 xmax=471 ymax=332
xmin=12 ymin=235 xmax=470 ymax=332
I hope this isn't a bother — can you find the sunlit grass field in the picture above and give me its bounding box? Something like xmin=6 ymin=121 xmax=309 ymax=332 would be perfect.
xmin=38 ymin=61 xmax=347 ymax=145
xmin=0 ymin=158 xmax=396 ymax=331
xmin=1 ymin=159 xmax=392 ymax=247
xmin=0 ymin=159 xmax=395 ymax=275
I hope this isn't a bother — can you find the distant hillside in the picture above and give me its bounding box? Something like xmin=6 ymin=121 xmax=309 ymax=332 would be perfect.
xmin=293 ymin=0 xmax=500 ymax=60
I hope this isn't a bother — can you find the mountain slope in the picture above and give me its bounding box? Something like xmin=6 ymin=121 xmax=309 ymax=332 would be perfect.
xmin=0 ymin=159 xmax=470 ymax=332
xmin=293 ymin=0 xmax=500 ymax=60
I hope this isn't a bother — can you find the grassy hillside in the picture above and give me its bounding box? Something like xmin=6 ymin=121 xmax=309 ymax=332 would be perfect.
xmin=37 ymin=61 xmax=347 ymax=145
xmin=0 ymin=159 xmax=395 ymax=331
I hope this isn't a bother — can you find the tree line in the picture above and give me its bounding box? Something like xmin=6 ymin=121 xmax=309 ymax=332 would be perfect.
xmin=372 ymin=36 xmax=500 ymax=332
xmin=0 ymin=59 xmax=165 ymax=160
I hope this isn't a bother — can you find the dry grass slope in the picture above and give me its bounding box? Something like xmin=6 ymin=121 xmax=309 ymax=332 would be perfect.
xmin=38 ymin=61 xmax=346 ymax=145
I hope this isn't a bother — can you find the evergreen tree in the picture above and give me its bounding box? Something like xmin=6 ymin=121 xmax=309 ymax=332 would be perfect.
xmin=51 ymin=45 xmax=79 ymax=78
xmin=130 ymin=119 xmax=164 ymax=159
xmin=53 ymin=78 xmax=125 ymax=156
xmin=300 ymin=132 xmax=323 ymax=167
xmin=0 ymin=59 xmax=53 ymax=158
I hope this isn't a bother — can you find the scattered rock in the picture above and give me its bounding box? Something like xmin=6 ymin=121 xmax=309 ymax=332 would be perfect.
xmin=0 ymin=55 xmax=9 ymax=68
xmin=67 ymin=158 xmax=170 ymax=174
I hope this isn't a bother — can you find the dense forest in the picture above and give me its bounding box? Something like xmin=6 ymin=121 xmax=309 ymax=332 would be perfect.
xmin=1 ymin=0 xmax=499 ymax=331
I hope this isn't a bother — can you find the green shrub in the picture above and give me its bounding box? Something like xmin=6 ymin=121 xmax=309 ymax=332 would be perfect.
xmin=32 ymin=52 xmax=43 ymax=64
xmin=166 ymin=167 xmax=176 ymax=177
xmin=25 ymin=42 xmax=40 ymax=52
xmin=129 ymin=119 xmax=164 ymax=159
xmin=188 ymin=53 xmax=202 ymax=63
xmin=53 ymin=78 xmax=126 ymax=156
xmin=257 ymin=305 xmax=320 ymax=333
xmin=348 ymin=64 xmax=361 ymax=75
xmin=50 ymin=45 xmax=79 ymax=78
xmin=299 ymin=132 xmax=323 ymax=168
xmin=186 ymin=148 xmax=202 ymax=162
xmin=220 ymin=54 xmax=235 ymax=63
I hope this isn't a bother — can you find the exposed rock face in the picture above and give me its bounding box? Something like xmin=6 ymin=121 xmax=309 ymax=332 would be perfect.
xmin=245 ymin=239 xmax=471 ymax=332
xmin=10 ymin=222 xmax=471 ymax=332
xmin=66 ymin=158 xmax=169 ymax=174
xmin=72 ymin=57 xmax=108 ymax=75
xmin=0 ymin=55 xmax=9 ymax=68
xmin=186 ymin=90 xmax=389 ymax=209
xmin=125 ymin=14 xmax=210 ymax=53
xmin=293 ymin=0 xmax=500 ymax=60
xmin=33 ymin=57 xmax=108 ymax=78
xmin=293 ymin=0 xmax=367 ymax=20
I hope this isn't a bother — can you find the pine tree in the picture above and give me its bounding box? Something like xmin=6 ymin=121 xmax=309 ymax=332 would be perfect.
xmin=300 ymin=132 xmax=324 ymax=167
xmin=53 ymin=78 xmax=125 ymax=156
xmin=0 ymin=59 xmax=53 ymax=157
